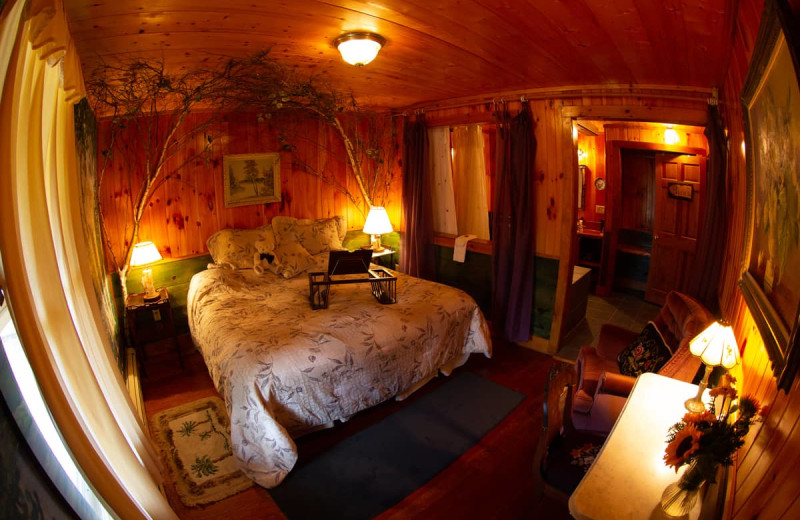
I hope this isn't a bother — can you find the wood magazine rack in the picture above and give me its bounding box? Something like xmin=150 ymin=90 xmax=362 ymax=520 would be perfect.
xmin=308 ymin=267 xmax=397 ymax=310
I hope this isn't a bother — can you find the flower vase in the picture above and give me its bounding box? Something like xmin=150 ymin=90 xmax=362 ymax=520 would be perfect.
xmin=661 ymin=462 xmax=705 ymax=517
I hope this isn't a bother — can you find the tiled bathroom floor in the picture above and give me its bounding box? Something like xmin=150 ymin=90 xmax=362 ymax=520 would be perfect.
xmin=556 ymin=290 xmax=661 ymax=362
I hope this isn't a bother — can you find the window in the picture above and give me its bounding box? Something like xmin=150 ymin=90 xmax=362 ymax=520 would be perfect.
xmin=428 ymin=124 xmax=495 ymax=240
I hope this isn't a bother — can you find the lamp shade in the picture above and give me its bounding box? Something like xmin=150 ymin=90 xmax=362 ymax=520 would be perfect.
xmin=334 ymin=32 xmax=385 ymax=66
xmin=130 ymin=241 xmax=162 ymax=267
xmin=363 ymin=207 xmax=393 ymax=235
xmin=689 ymin=321 xmax=740 ymax=369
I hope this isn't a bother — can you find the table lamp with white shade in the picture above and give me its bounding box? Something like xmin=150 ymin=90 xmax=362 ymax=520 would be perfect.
xmin=130 ymin=241 xmax=163 ymax=301
xmin=684 ymin=320 xmax=741 ymax=412
xmin=363 ymin=206 xmax=393 ymax=252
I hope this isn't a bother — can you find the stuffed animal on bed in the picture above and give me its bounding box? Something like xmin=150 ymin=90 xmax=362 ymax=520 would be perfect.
xmin=253 ymin=251 xmax=275 ymax=275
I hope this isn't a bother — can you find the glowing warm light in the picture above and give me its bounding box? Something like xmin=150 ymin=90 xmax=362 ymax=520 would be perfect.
xmin=334 ymin=32 xmax=385 ymax=66
xmin=689 ymin=321 xmax=741 ymax=369
xmin=130 ymin=241 xmax=162 ymax=300
xmin=685 ymin=321 xmax=740 ymax=411
xmin=572 ymin=126 xmax=579 ymax=140
xmin=577 ymin=147 xmax=588 ymax=164
xmin=363 ymin=206 xmax=393 ymax=251
xmin=741 ymin=140 xmax=746 ymax=157
xmin=664 ymin=126 xmax=680 ymax=145
xmin=130 ymin=241 xmax=162 ymax=266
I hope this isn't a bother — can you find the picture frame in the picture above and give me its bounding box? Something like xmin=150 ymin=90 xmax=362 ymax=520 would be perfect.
xmin=222 ymin=153 xmax=281 ymax=208
xmin=739 ymin=0 xmax=800 ymax=392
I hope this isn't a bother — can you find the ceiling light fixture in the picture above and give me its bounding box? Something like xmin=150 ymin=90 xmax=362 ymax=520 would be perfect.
xmin=664 ymin=125 xmax=680 ymax=145
xmin=334 ymin=32 xmax=386 ymax=67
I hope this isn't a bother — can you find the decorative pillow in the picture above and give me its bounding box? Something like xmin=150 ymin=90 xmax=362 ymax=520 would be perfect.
xmin=271 ymin=216 xmax=346 ymax=254
xmin=617 ymin=322 xmax=673 ymax=377
xmin=270 ymin=241 xmax=313 ymax=279
xmin=206 ymin=225 xmax=273 ymax=269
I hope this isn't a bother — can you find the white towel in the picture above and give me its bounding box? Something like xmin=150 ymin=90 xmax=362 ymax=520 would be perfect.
xmin=453 ymin=234 xmax=477 ymax=263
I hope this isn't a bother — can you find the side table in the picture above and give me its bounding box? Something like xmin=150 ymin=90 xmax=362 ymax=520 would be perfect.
xmin=125 ymin=287 xmax=183 ymax=374
xmin=371 ymin=247 xmax=396 ymax=269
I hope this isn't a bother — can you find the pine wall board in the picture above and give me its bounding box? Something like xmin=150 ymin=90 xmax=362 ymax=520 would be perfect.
xmin=717 ymin=0 xmax=800 ymax=518
xmin=97 ymin=110 xmax=402 ymax=270
xmin=99 ymin=84 xmax=712 ymax=351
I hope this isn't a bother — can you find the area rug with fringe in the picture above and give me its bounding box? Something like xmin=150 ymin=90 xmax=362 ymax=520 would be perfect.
xmin=269 ymin=371 xmax=526 ymax=520
xmin=150 ymin=396 xmax=253 ymax=506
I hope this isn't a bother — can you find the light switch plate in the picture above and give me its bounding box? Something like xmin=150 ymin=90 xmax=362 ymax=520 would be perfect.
xmin=596 ymin=205 xmax=605 ymax=214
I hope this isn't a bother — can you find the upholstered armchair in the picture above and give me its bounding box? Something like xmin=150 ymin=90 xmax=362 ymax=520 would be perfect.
xmin=571 ymin=291 xmax=713 ymax=434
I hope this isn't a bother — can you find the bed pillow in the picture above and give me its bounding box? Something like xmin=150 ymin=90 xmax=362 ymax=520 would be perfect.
xmin=206 ymin=225 xmax=274 ymax=269
xmin=272 ymin=216 xmax=346 ymax=254
xmin=270 ymin=241 xmax=313 ymax=278
xmin=617 ymin=322 xmax=673 ymax=377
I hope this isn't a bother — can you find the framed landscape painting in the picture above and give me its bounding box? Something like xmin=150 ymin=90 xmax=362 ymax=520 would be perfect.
xmin=223 ymin=153 xmax=281 ymax=208
xmin=740 ymin=0 xmax=800 ymax=392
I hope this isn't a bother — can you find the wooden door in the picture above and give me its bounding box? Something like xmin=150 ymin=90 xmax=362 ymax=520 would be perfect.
xmin=645 ymin=153 xmax=706 ymax=304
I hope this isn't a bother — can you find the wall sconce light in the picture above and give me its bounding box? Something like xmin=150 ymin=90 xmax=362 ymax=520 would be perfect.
xmin=684 ymin=321 xmax=740 ymax=412
xmin=363 ymin=206 xmax=393 ymax=251
xmin=334 ymin=32 xmax=386 ymax=66
xmin=664 ymin=125 xmax=680 ymax=145
xmin=130 ymin=241 xmax=163 ymax=301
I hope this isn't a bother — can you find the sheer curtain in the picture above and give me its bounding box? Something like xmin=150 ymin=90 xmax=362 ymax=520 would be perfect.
xmin=400 ymin=115 xmax=436 ymax=279
xmin=451 ymin=125 xmax=490 ymax=239
xmin=427 ymin=126 xmax=458 ymax=235
xmin=0 ymin=0 xmax=174 ymax=518
xmin=491 ymin=102 xmax=537 ymax=342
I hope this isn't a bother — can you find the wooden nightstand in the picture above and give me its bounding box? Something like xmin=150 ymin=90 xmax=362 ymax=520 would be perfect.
xmin=125 ymin=287 xmax=183 ymax=374
xmin=371 ymin=247 xmax=396 ymax=269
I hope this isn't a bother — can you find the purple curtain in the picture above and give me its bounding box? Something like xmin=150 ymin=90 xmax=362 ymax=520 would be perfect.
xmin=686 ymin=104 xmax=727 ymax=313
xmin=492 ymin=103 xmax=537 ymax=341
xmin=400 ymin=116 xmax=436 ymax=280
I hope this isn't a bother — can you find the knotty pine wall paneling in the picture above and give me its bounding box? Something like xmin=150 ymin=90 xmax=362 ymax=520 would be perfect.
xmin=101 ymin=91 xmax=710 ymax=352
xmin=424 ymin=93 xmax=709 ymax=352
xmin=98 ymin=110 xmax=401 ymax=271
xmin=717 ymin=0 xmax=800 ymax=518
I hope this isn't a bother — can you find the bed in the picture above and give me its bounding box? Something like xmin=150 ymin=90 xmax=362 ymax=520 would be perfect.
xmin=187 ymin=216 xmax=492 ymax=488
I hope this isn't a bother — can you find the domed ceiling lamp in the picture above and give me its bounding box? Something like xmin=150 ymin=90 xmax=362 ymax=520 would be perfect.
xmin=334 ymin=32 xmax=386 ymax=67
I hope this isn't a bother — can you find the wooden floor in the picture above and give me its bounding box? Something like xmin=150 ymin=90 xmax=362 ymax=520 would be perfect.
xmin=142 ymin=336 xmax=574 ymax=520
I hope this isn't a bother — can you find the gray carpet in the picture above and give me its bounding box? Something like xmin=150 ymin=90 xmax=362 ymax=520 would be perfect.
xmin=269 ymin=371 xmax=525 ymax=520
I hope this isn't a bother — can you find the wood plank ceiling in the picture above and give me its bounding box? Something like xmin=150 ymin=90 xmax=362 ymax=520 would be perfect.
xmin=64 ymin=0 xmax=739 ymax=110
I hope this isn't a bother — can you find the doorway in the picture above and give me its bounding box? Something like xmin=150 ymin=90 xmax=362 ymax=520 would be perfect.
xmin=615 ymin=149 xmax=655 ymax=294
xmin=609 ymin=145 xmax=707 ymax=305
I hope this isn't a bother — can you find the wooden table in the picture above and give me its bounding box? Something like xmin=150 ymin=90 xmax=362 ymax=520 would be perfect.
xmin=569 ymin=373 xmax=708 ymax=520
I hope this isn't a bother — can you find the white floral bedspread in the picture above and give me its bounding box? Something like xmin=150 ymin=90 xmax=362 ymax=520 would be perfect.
xmin=187 ymin=262 xmax=492 ymax=488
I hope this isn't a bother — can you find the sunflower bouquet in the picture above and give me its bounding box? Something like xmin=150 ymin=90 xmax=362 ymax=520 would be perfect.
xmin=663 ymin=376 xmax=762 ymax=490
